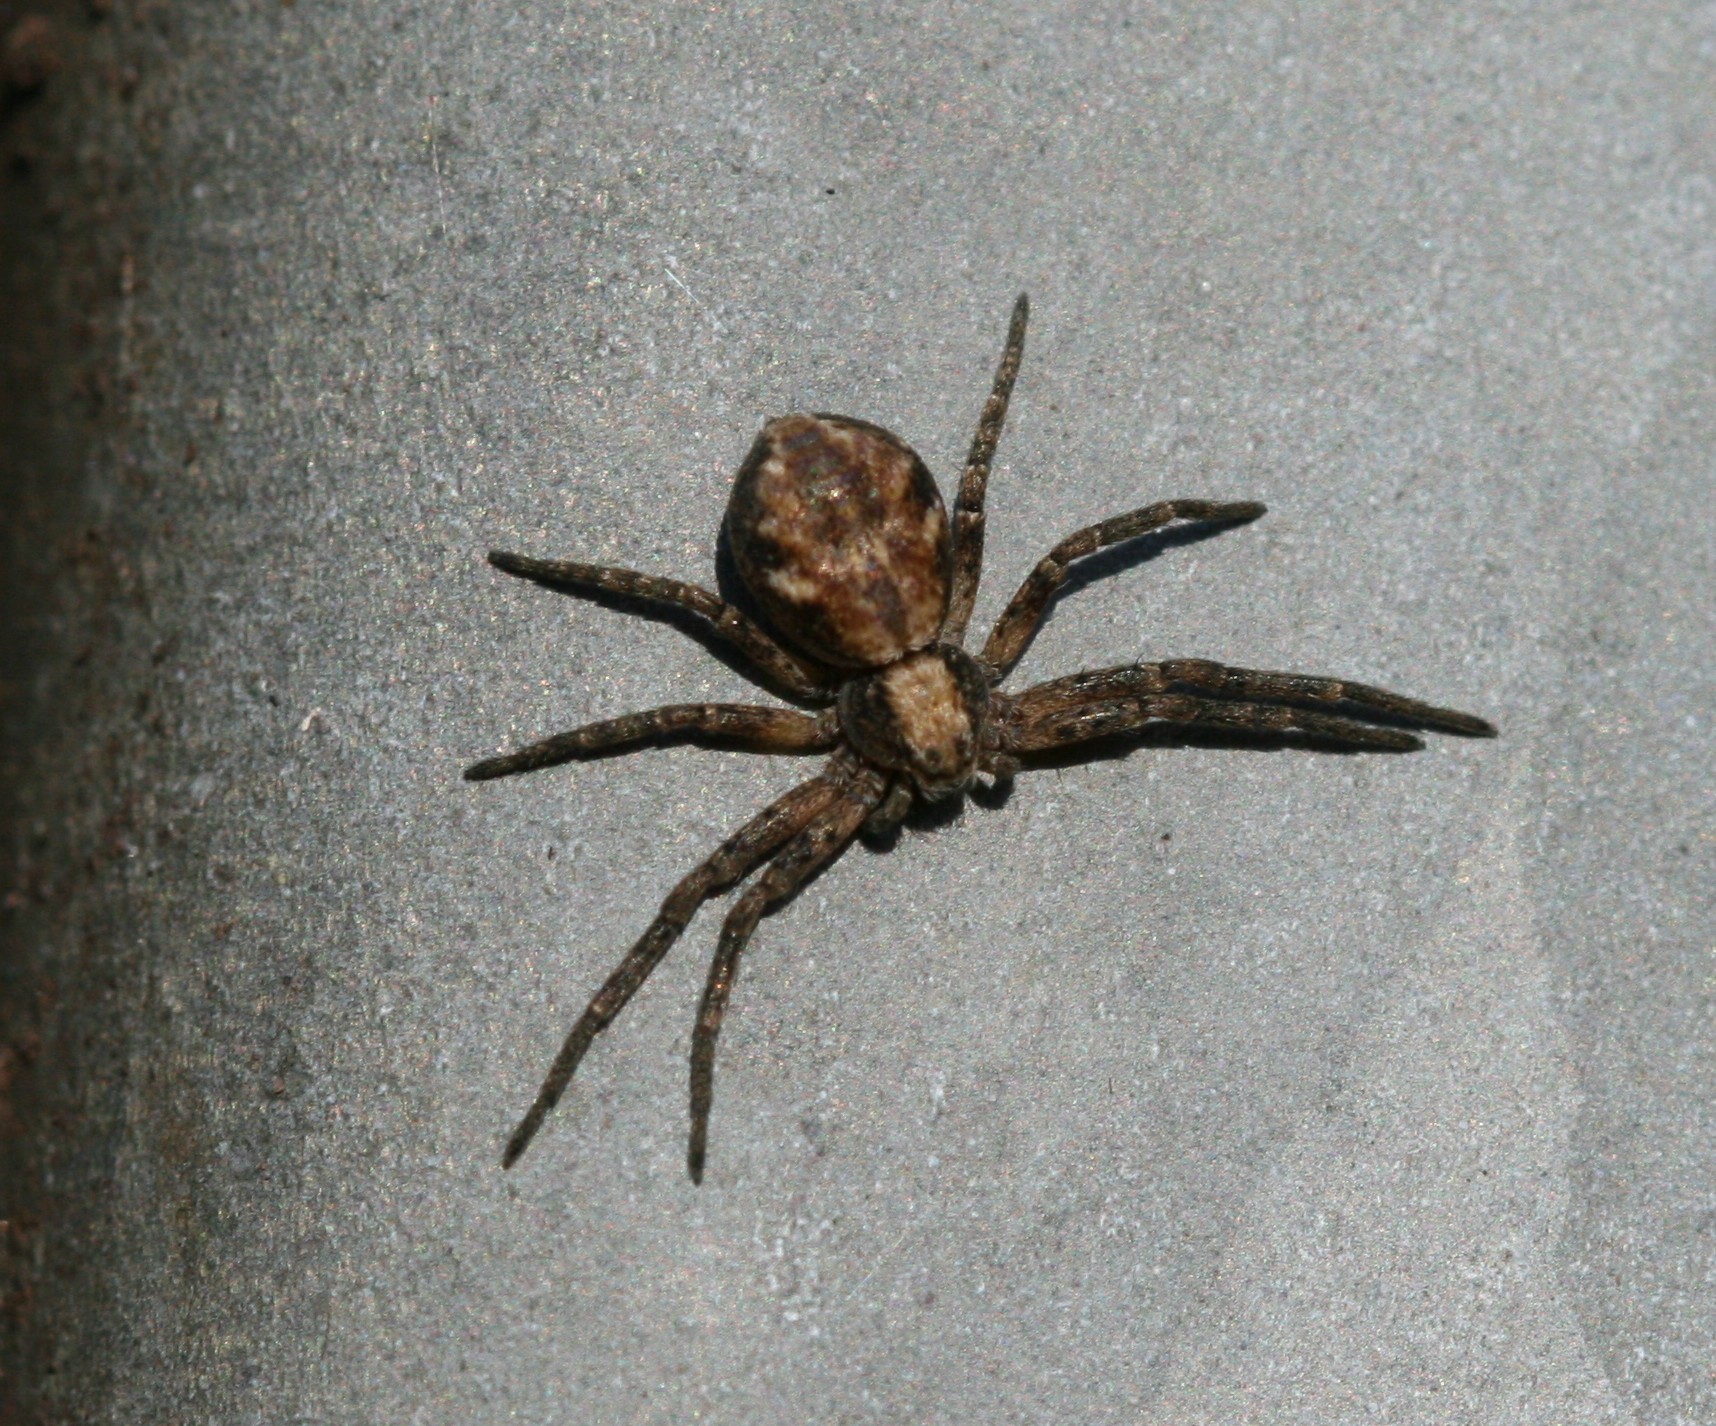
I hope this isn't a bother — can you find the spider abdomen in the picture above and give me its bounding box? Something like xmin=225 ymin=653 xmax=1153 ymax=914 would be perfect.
xmin=726 ymin=413 xmax=952 ymax=669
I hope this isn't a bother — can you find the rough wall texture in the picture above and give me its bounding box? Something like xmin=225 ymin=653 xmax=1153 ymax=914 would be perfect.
xmin=2 ymin=0 xmax=181 ymax=1408
xmin=2 ymin=1 xmax=1713 ymax=1421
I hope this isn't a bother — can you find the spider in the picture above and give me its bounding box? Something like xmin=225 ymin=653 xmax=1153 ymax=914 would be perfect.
xmin=467 ymin=294 xmax=1496 ymax=1183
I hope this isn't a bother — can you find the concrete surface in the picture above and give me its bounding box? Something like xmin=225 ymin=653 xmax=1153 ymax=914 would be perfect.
xmin=3 ymin=0 xmax=1713 ymax=1420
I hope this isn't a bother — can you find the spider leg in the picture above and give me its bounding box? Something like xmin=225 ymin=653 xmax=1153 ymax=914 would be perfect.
xmin=861 ymin=780 xmax=913 ymax=839
xmin=687 ymin=769 xmax=884 ymax=1183
xmin=486 ymin=551 xmax=834 ymax=702
xmin=981 ymin=500 xmax=1266 ymax=676
xmin=465 ymin=704 xmax=839 ymax=780
xmin=942 ymin=293 xmax=1030 ymax=647
xmin=1006 ymin=660 xmax=1495 ymax=738
xmin=1004 ymin=691 xmax=1427 ymax=754
xmin=1152 ymin=658 xmax=1496 ymax=736
xmin=501 ymin=765 xmax=847 ymax=1169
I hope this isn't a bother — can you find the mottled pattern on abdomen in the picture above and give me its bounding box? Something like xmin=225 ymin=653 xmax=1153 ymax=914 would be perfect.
xmin=726 ymin=414 xmax=952 ymax=669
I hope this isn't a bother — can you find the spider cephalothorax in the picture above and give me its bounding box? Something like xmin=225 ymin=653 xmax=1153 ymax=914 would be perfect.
xmin=468 ymin=295 xmax=1495 ymax=1183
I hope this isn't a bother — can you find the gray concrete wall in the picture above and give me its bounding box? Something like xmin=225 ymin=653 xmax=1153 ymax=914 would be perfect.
xmin=3 ymin=0 xmax=1712 ymax=1420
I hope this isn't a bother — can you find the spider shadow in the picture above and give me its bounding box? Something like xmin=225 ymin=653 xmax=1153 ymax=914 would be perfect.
xmin=1016 ymin=722 xmax=1423 ymax=775
xmin=859 ymin=782 xmax=1003 ymax=853
xmin=992 ymin=518 xmax=1253 ymax=668
xmin=854 ymin=720 xmax=1405 ymax=854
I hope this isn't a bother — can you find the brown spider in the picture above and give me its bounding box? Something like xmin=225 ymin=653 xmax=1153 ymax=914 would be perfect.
xmin=467 ymin=294 xmax=1495 ymax=1183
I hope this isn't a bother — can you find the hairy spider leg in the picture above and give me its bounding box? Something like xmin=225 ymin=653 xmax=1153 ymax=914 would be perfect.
xmin=487 ymin=550 xmax=833 ymax=702
xmin=861 ymin=780 xmax=914 ymax=838
xmin=1009 ymin=660 xmax=1496 ymax=738
xmin=687 ymin=766 xmax=885 ymax=1183
xmin=942 ymin=293 xmax=1031 ymax=647
xmin=501 ymin=769 xmax=845 ymax=1169
xmin=1004 ymin=692 xmax=1428 ymax=753
xmin=1153 ymin=659 xmax=1496 ymax=736
xmin=981 ymin=500 xmax=1266 ymax=675
xmin=465 ymin=703 xmax=838 ymax=780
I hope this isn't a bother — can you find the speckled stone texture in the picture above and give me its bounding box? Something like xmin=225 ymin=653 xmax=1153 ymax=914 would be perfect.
xmin=3 ymin=1 xmax=1713 ymax=1421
